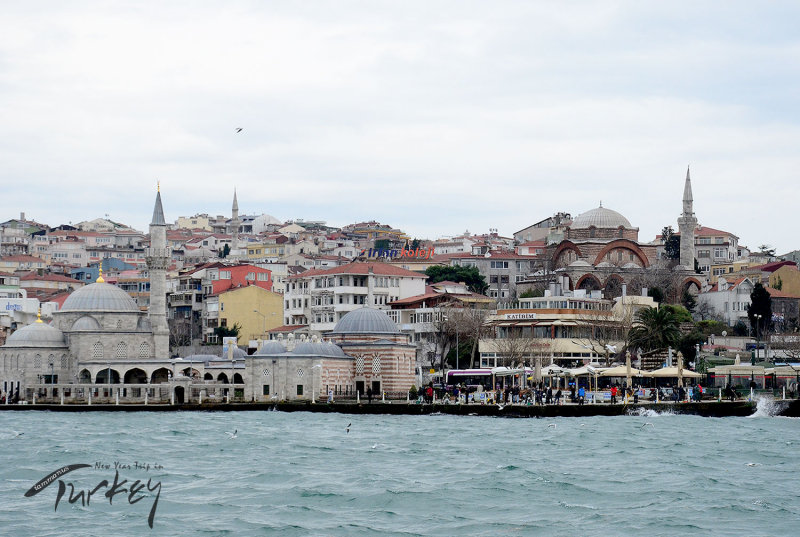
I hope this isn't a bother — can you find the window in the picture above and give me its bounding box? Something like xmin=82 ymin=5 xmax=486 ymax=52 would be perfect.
xmin=220 ymin=271 xmax=231 ymax=279
xmin=490 ymin=261 xmax=509 ymax=269
xmin=714 ymin=248 xmax=725 ymax=258
xmin=263 ymin=385 xmax=270 ymax=395
xmin=257 ymin=273 xmax=269 ymax=281
xmin=297 ymin=385 xmax=304 ymax=396
xmin=246 ymin=272 xmax=255 ymax=280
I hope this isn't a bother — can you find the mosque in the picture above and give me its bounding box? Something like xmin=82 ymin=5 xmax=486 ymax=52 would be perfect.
xmin=544 ymin=168 xmax=704 ymax=299
xmin=0 ymin=190 xmax=416 ymax=404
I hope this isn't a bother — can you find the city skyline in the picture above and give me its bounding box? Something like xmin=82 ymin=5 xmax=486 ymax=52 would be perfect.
xmin=2 ymin=2 xmax=799 ymax=253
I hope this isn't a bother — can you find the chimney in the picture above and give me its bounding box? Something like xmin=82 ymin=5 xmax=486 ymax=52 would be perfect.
xmin=621 ymin=284 xmax=627 ymax=298
xmin=641 ymin=287 xmax=648 ymax=297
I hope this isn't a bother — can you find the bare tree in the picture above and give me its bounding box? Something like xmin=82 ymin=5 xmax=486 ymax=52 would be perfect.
xmin=771 ymin=334 xmax=800 ymax=360
xmin=573 ymin=308 xmax=623 ymax=365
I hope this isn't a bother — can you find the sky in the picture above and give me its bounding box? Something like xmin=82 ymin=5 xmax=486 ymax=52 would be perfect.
xmin=2 ymin=1 xmax=799 ymax=254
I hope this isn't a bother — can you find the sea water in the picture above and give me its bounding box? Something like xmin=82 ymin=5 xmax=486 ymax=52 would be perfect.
xmin=1 ymin=403 xmax=798 ymax=537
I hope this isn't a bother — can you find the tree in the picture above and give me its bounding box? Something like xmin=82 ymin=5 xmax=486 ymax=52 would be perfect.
xmin=220 ymin=243 xmax=231 ymax=258
xmin=758 ymin=244 xmax=776 ymax=257
xmin=661 ymin=304 xmax=693 ymax=323
xmin=696 ymin=319 xmax=728 ymax=337
xmin=647 ymin=287 xmax=665 ymax=304
xmin=662 ymin=226 xmax=681 ymax=261
xmin=425 ymin=265 xmax=489 ymax=295
xmin=410 ymin=238 xmax=421 ymax=251
xmin=678 ymin=329 xmax=704 ymax=366
xmin=214 ymin=323 xmax=241 ymax=340
xmin=681 ymin=290 xmax=697 ymax=313
xmin=574 ymin=307 xmax=626 ymax=365
xmin=628 ymin=306 xmax=681 ymax=354
xmin=519 ymin=288 xmax=543 ymax=299
xmin=747 ymin=282 xmax=772 ymax=338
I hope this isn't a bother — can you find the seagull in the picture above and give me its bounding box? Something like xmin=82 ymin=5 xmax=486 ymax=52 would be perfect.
xmin=12 ymin=431 xmax=24 ymax=437
xmin=640 ymin=423 xmax=654 ymax=429
xmin=605 ymin=344 xmax=617 ymax=353
xmin=371 ymin=443 xmax=378 ymax=449
xmin=226 ymin=429 xmax=238 ymax=439
xmin=746 ymin=462 xmax=761 ymax=467
xmin=497 ymin=404 xmax=505 ymax=410
xmin=579 ymin=423 xmax=586 ymax=427
xmin=346 ymin=423 xmax=351 ymax=434
xmin=235 ymin=128 xmax=243 ymax=133
xmin=547 ymin=423 xmax=557 ymax=429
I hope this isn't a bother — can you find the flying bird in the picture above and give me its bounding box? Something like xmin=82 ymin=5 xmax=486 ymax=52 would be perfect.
xmin=235 ymin=128 xmax=243 ymax=133
xmin=547 ymin=423 xmax=557 ymax=429
xmin=346 ymin=423 xmax=351 ymax=434
xmin=640 ymin=423 xmax=654 ymax=429
xmin=226 ymin=429 xmax=238 ymax=439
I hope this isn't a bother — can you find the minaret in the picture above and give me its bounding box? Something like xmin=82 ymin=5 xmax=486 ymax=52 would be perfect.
xmin=677 ymin=166 xmax=698 ymax=268
xmin=231 ymin=188 xmax=240 ymax=249
xmin=146 ymin=184 xmax=170 ymax=358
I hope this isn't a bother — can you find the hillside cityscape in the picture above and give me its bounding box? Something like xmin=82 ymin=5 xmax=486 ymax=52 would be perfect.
xmin=1 ymin=170 xmax=799 ymax=405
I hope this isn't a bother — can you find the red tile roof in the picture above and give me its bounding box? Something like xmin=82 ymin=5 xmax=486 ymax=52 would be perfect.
xmin=268 ymin=325 xmax=308 ymax=333
xmin=1 ymin=255 xmax=46 ymax=263
xmin=287 ymin=262 xmax=425 ymax=279
xmin=20 ymin=272 xmax=82 ymax=283
xmin=766 ymin=288 xmax=800 ymax=299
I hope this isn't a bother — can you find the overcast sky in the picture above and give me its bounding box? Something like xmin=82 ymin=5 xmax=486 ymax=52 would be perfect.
xmin=2 ymin=1 xmax=799 ymax=254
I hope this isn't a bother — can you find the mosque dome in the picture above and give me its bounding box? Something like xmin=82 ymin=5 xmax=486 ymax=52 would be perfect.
xmin=71 ymin=316 xmax=102 ymax=331
xmin=330 ymin=307 xmax=399 ymax=334
xmin=291 ymin=341 xmax=347 ymax=357
xmin=571 ymin=206 xmax=632 ymax=229
xmin=254 ymin=341 xmax=287 ymax=355
xmin=61 ymin=282 xmax=139 ymax=313
xmin=5 ymin=322 xmax=66 ymax=348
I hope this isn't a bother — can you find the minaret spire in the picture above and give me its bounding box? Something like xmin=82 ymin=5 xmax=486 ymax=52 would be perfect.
xmin=678 ymin=165 xmax=698 ymax=268
xmin=146 ymin=186 xmax=170 ymax=358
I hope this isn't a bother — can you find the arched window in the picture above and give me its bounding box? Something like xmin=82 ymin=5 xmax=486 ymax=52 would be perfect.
xmin=115 ymin=342 xmax=127 ymax=359
xmin=34 ymin=354 xmax=42 ymax=368
xmin=372 ymin=356 xmax=381 ymax=376
xmin=92 ymin=342 xmax=103 ymax=359
xmin=356 ymin=355 xmax=365 ymax=375
xmin=138 ymin=342 xmax=149 ymax=358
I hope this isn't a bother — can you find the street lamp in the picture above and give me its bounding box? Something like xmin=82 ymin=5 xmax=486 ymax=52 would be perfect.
xmin=253 ymin=310 xmax=266 ymax=339
xmin=49 ymin=360 xmax=54 ymax=401
xmin=754 ymin=314 xmax=762 ymax=363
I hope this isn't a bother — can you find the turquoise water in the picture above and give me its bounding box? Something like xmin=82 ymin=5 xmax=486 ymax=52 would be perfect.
xmin=1 ymin=404 xmax=799 ymax=536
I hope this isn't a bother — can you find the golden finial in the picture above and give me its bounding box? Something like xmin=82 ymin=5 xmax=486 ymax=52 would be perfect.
xmin=157 ymin=180 xmax=160 ymax=193
xmin=96 ymin=267 xmax=105 ymax=283
xmin=36 ymin=308 xmax=43 ymax=323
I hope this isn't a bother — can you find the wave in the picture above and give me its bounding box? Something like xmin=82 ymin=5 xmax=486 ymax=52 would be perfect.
xmin=748 ymin=395 xmax=788 ymax=418
xmin=628 ymin=407 xmax=676 ymax=417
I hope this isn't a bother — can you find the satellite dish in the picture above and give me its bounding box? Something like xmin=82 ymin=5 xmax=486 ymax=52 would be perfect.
xmin=722 ymin=331 xmax=727 ymax=337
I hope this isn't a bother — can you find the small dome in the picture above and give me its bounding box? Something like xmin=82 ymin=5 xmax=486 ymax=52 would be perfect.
xmin=5 ymin=322 xmax=66 ymax=348
xmin=223 ymin=346 xmax=247 ymax=359
xmin=61 ymin=282 xmax=139 ymax=312
xmin=71 ymin=316 xmax=101 ymax=331
xmin=571 ymin=206 xmax=632 ymax=229
xmin=596 ymin=262 xmax=614 ymax=268
xmin=291 ymin=341 xmax=347 ymax=357
xmin=330 ymin=307 xmax=399 ymax=334
xmin=568 ymin=260 xmax=593 ymax=268
xmin=622 ymin=262 xmax=640 ymax=269
xmin=254 ymin=341 xmax=287 ymax=355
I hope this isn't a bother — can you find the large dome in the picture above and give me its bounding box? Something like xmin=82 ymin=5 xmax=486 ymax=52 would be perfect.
xmin=5 ymin=322 xmax=66 ymax=348
xmin=254 ymin=341 xmax=287 ymax=355
xmin=571 ymin=206 xmax=632 ymax=229
xmin=61 ymin=282 xmax=139 ymax=312
xmin=331 ymin=307 xmax=399 ymax=334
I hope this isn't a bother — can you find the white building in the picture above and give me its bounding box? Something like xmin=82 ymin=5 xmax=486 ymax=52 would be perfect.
xmin=696 ymin=276 xmax=754 ymax=327
xmin=284 ymin=262 xmax=427 ymax=333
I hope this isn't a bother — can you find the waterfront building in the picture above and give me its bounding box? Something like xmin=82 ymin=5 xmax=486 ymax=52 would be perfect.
xmin=284 ymin=263 xmax=426 ymax=332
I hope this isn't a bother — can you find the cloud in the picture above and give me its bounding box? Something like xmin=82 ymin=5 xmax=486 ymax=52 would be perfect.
xmin=1 ymin=1 xmax=799 ymax=254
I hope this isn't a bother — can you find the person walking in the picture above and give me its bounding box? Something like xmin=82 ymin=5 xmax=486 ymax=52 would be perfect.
xmin=367 ymin=386 xmax=373 ymax=404
xmin=578 ymin=386 xmax=585 ymax=405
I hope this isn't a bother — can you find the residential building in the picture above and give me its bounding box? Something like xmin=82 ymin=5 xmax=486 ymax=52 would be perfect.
xmin=696 ymin=277 xmax=755 ymax=327
xmin=284 ymin=263 xmax=427 ymax=332
xmin=215 ymin=285 xmax=283 ymax=343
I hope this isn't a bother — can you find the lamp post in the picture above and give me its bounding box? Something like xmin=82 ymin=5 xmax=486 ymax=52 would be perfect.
xmin=106 ymin=361 xmax=111 ymax=399
xmin=253 ymin=309 xmax=266 ymax=339
xmin=754 ymin=314 xmax=762 ymax=363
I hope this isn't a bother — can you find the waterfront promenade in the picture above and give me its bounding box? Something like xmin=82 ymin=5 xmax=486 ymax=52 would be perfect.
xmin=3 ymin=398 xmax=798 ymax=417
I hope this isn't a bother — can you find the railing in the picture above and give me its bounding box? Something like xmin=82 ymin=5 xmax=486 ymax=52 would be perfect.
xmin=11 ymin=382 xmax=246 ymax=405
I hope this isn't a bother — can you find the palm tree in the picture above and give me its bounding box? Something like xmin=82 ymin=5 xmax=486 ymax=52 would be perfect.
xmin=628 ymin=306 xmax=681 ymax=354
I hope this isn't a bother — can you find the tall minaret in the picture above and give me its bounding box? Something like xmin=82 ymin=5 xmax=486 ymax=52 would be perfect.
xmin=677 ymin=166 xmax=698 ymax=268
xmin=231 ymin=188 xmax=240 ymax=248
xmin=146 ymin=185 xmax=170 ymax=358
